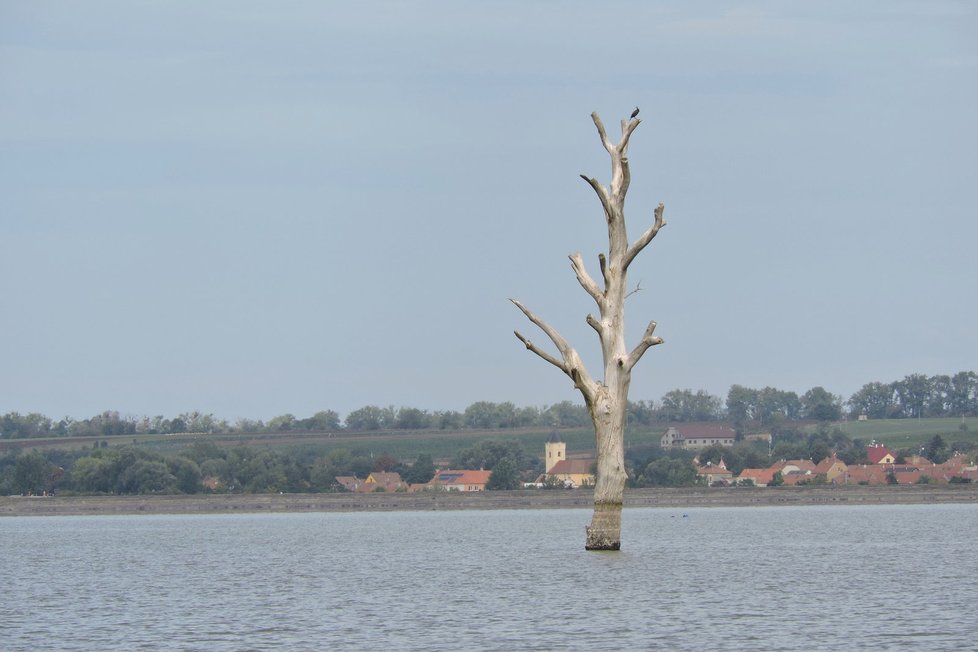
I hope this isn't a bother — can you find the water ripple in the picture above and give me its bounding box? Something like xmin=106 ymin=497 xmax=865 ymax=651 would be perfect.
xmin=2 ymin=505 xmax=977 ymax=650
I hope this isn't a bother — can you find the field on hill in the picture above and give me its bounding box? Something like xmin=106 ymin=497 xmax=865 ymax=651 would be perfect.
xmin=4 ymin=417 xmax=976 ymax=463
xmin=824 ymin=417 xmax=978 ymax=451
xmin=2 ymin=425 xmax=663 ymax=463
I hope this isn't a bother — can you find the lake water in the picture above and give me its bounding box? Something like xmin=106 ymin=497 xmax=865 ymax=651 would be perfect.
xmin=2 ymin=504 xmax=976 ymax=651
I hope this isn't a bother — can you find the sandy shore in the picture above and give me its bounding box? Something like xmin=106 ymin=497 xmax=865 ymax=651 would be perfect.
xmin=3 ymin=485 xmax=977 ymax=517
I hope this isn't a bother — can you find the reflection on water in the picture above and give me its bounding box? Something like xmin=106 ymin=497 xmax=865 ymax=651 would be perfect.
xmin=2 ymin=504 xmax=976 ymax=651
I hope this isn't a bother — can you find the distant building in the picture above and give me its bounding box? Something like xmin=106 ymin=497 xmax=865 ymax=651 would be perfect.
xmin=336 ymin=472 xmax=408 ymax=493
xmin=734 ymin=452 xmax=974 ymax=487
xmin=536 ymin=431 xmax=595 ymax=488
xmin=736 ymin=468 xmax=777 ymax=487
xmin=543 ymin=459 xmax=595 ymax=488
xmin=866 ymin=443 xmax=896 ymax=465
xmin=813 ymin=455 xmax=848 ymax=484
xmin=772 ymin=459 xmax=817 ymax=475
xmin=889 ymin=465 xmax=923 ymax=485
xmin=737 ymin=456 xmax=847 ymax=487
xmin=695 ymin=458 xmax=734 ymax=485
xmin=660 ymin=425 xmax=736 ymax=451
xmin=841 ymin=465 xmax=889 ymax=485
xmin=425 ymin=470 xmax=492 ymax=492
xmin=545 ymin=430 xmax=566 ymax=473
xmin=362 ymin=472 xmax=408 ymax=492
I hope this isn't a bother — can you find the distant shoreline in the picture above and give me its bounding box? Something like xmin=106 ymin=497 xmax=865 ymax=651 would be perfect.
xmin=3 ymin=485 xmax=977 ymax=517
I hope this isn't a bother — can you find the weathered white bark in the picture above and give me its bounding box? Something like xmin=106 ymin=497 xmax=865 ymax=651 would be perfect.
xmin=512 ymin=110 xmax=666 ymax=550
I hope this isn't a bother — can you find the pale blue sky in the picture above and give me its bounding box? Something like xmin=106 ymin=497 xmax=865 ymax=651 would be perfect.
xmin=2 ymin=1 xmax=976 ymax=422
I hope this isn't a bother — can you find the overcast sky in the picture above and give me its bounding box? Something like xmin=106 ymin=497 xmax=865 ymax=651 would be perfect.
xmin=2 ymin=1 xmax=976 ymax=422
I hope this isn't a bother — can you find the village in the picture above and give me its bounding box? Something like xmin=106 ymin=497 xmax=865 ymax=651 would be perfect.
xmin=696 ymin=446 xmax=978 ymax=487
xmin=331 ymin=425 xmax=978 ymax=493
xmin=661 ymin=425 xmax=978 ymax=487
xmin=334 ymin=430 xmax=597 ymax=493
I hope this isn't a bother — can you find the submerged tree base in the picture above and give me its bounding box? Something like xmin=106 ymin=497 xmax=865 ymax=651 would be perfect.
xmin=585 ymin=501 xmax=623 ymax=550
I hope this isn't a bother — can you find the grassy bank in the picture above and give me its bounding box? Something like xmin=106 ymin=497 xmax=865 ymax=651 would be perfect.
xmin=4 ymin=485 xmax=977 ymax=517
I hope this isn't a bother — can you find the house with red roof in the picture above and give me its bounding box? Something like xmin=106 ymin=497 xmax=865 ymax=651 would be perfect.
xmin=425 ymin=469 xmax=492 ymax=492
xmin=766 ymin=459 xmax=818 ymax=485
xmin=915 ymin=455 xmax=978 ymax=483
xmin=781 ymin=470 xmax=814 ymax=486
xmin=540 ymin=459 xmax=595 ymax=488
xmin=736 ymin=468 xmax=777 ymax=487
xmin=917 ymin=464 xmax=951 ymax=483
xmin=336 ymin=472 xmax=408 ymax=493
xmin=941 ymin=453 xmax=975 ymax=480
xmin=887 ymin=465 xmax=922 ymax=485
xmin=695 ymin=459 xmax=734 ymax=486
xmin=362 ymin=472 xmax=408 ymax=492
xmin=841 ymin=464 xmax=889 ymax=485
xmin=867 ymin=443 xmax=896 ymax=465
xmin=959 ymin=467 xmax=978 ymax=482
xmin=944 ymin=453 xmax=968 ymax=470
xmin=772 ymin=459 xmax=817 ymax=474
xmin=813 ymin=455 xmax=848 ymax=484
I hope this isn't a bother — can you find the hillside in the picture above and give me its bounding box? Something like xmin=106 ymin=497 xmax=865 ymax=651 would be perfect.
xmin=817 ymin=417 xmax=978 ymax=451
xmin=4 ymin=417 xmax=976 ymax=464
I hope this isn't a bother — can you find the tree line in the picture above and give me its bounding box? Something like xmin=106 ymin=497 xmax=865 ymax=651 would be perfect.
xmin=3 ymin=371 xmax=976 ymax=440
xmin=0 ymin=438 xmax=539 ymax=497
xmin=7 ymin=419 xmax=970 ymax=496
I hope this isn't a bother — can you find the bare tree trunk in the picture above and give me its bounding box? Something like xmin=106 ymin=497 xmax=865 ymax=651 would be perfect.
xmin=512 ymin=110 xmax=666 ymax=550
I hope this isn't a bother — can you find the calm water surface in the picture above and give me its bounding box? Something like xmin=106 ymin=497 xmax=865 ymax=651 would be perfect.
xmin=2 ymin=504 xmax=976 ymax=650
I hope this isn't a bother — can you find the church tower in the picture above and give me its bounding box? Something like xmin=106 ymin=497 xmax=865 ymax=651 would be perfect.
xmin=545 ymin=430 xmax=566 ymax=474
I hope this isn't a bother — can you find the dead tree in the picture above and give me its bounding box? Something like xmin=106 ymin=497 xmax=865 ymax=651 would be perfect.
xmin=512 ymin=110 xmax=666 ymax=550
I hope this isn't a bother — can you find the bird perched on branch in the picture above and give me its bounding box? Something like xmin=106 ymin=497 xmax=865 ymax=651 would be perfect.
xmin=630 ymin=107 xmax=640 ymax=119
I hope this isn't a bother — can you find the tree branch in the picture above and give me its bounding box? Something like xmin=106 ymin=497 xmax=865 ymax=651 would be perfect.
xmin=624 ymin=320 xmax=664 ymax=372
xmin=619 ymin=151 xmax=631 ymax=201
xmin=580 ymin=174 xmax=612 ymax=222
xmin=618 ymin=116 xmax=640 ymax=151
xmin=510 ymin=298 xmax=598 ymax=400
xmin=623 ymin=203 xmax=666 ymax=271
xmin=569 ymin=252 xmax=604 ymax=306
xmin=513 ymin=330 xmax=566 ymax=372
xmin=586 ymin=313 xmax=603 ymax=334
xmin=610 ymin=118 xmax=641 ymax=203
xmin=591 ymin=112 xmax=613 ymax=153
